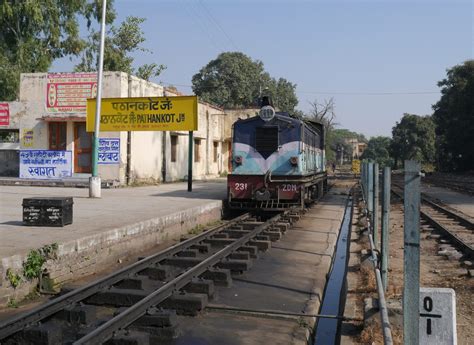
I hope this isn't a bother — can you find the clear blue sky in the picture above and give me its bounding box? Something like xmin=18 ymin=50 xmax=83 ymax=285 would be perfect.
xmin=53 ymin=0 xmax=473 ymax=138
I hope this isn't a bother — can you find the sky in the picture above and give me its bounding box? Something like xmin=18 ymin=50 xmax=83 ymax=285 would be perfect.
xmin=53 ymin=0 xmax=474 ymax=138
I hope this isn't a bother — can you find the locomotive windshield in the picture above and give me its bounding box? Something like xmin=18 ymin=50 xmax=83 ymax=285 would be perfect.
xmin=255 ymin=127 xmax=279 ymax=153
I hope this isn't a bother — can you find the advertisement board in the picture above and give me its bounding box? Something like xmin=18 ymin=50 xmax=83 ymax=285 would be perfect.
xmin=0 ymin=103 xmax=9 ymax=126
xmin=46 ymin=73 xmax=97 ymax=113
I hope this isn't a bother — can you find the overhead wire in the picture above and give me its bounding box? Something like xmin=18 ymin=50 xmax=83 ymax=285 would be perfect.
xmin=197 ymin=0 xmax=240 ymax=51
xmin=160 ymin=81 xmax=439 ymax=96
xmin=177 ymin=0 xmax=223 ymax=52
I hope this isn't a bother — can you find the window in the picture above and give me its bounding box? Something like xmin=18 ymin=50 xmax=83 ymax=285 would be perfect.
xmin=0 ymin=129 xmax=19 ymax=143
xmin=49 ymin=122 xmax=67 ymax=150
xmin=194 ymin=139 xmax=201 ymax=162
xmin=213 ymin=141 xmax=219 ymax=162
xmin=171 ymin=135 xmax=178 ymax=162
xmin=255 ymin=127 xmax=278 ymax=153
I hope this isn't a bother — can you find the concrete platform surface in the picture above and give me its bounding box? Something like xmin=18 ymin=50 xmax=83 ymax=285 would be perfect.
xmin=422 ymin=184 xmax=474 ymax=218
xmin=168 ymin=183 xmax=353 ymax=345
xmin=0 ymin=181 xmax=226 ymax=304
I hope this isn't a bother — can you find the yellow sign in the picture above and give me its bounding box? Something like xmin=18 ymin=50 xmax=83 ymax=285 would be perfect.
xmin=86 ymin=96 xmax=198 ymax=132
xmin=352 ymin=159 xmax=361 ymax=174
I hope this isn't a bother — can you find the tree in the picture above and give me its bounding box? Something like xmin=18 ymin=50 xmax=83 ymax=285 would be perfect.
xmin=75 ymin=16 xmax=166 ymax=80
xmin=308 ymin=98 xmax=338 ymax=131
xmin=192 ymin=52 xmax=298 ymax=112
xmin=0 ymin=0 xmax=116 ymax=100
xmin=390 ymin=114 xmax=436 ymax=169
xmin=432 ymin=60 xmax=474 ymax=172
xmin=361 ymin=136 xmax=393 ymax=167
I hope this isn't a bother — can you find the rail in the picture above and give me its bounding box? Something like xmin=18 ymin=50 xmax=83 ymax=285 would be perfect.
xmin=0 ymin=213 xmax=252 ymax=340
xmin=391 ymin=187 xmax=473 ymax=258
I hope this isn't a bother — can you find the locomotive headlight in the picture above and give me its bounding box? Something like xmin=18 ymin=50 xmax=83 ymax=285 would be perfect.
xmin=234 ymin=155 xmax=243 ymax=165
xmin=290 ymin=156 xmax=298 ymax=166
xmin=259 ymin=106 xmax=275 ymax=122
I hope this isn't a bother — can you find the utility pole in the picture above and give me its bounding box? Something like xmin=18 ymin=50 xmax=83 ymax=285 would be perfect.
xmin=89 ymin=0 xmax=107 ymax=198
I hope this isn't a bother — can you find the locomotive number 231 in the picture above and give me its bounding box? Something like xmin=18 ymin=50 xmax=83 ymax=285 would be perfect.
xmin=234 ymin=183 xmax=248 ymax=191
xmin=281 ymin=184 xmax=297 ymax=192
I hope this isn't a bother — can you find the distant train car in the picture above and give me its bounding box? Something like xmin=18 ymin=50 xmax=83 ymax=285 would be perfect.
xmin=228 ymin=101 xmax=327 ymax=210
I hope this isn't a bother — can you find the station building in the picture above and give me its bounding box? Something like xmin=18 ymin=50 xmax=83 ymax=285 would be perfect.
xmin=0 ymin=72 xmax=252 ymax=184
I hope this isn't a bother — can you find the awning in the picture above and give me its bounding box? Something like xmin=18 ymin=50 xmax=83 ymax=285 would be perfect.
xmin=38 ymin=115 xmax=86 ymax=122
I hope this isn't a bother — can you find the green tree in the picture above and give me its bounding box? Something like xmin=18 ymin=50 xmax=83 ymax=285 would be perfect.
xmin=361 ymin=136 xmax=393 ymax=167
xmin=75 ymin=16 xmax=165 ymax=80
xmin=390 ymin=114 xmax=436 ymax=169
xmin=0 ymin=0 xmax=116 ymax=100
xmin=192 ymin=52 xmax=298 ymax=112
xmin=432 ymin=60 xmax=474 ymax=172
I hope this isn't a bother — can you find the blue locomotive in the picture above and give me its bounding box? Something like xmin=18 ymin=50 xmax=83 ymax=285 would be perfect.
xmin=228 ymin=98 xmax=327 ymax=210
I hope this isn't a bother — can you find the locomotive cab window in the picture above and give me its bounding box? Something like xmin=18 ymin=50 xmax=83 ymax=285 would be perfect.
xmin=255 ymin=127 xmax=279 ymax=153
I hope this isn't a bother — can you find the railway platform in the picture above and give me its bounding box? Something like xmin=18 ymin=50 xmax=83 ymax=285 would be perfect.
xmin=0 ymin=181 xmax=226 ymax=305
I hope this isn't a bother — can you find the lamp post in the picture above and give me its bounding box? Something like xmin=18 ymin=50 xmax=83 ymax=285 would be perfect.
xmin=89 ymin=0 xmax=107 ymax=198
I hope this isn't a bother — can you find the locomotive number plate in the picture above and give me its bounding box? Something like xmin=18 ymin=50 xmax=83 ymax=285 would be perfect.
xmin=234 ymin=182 xmax=248 ymax=191
xmin=281 ymin=184 xmax=297 ymax=192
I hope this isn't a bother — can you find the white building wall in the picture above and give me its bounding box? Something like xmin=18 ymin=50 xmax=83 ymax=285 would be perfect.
xmin=3 ymin=72 xmax=231 ymax=184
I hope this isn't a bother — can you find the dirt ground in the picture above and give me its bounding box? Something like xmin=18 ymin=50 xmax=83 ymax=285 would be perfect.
xmin=349 ymin=192 xmax=473 ymax=344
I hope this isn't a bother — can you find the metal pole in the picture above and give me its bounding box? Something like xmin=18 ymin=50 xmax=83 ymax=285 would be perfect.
xmin=381 ymin=166 xmax=391 ymax=290
xmin=403 ymin=160 xmax=421 ymax=345
xmin=89 ymin=0 xmax=107 ymax=198
xmin=367 ymin=162 xmax=374 ymax=230
xmin=373 ymin=163 xmax=379 ymax=248
xmin=187 ymin=131 xmax=193 ymax=192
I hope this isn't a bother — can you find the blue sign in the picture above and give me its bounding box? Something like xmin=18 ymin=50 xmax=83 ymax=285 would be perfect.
xmin=98 ymin=138 xmax=120 ymax=164
xmin=20 ymin=150 xmax=72 ymax=179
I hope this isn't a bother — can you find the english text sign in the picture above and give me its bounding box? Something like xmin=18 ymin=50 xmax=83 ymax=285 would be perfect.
xmin=86 ymin=96 xmax=198 ymax=132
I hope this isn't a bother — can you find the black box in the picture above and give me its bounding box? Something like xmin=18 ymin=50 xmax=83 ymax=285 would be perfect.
xmin=22 ymin=197 xmax=73 ymax=227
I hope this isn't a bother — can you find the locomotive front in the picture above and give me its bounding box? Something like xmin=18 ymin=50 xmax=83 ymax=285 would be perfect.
xmin=227 ymin=103 xmax=327 ymax=210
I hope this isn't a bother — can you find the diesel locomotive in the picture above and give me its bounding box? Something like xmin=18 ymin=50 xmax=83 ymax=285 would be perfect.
xmin=228 ymin=98 xmax=327 ymax=210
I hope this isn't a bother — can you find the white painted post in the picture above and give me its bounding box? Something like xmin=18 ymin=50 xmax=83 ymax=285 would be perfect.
xmin=403 ymin=160 xmax=421 ymax=345
xmin=373 ymin=162 xmax=379 ymax=248
xmin=419 ymin=287 xmax=457 ymax=345
xmin=381 ymin=166 xmax=391 ymax=290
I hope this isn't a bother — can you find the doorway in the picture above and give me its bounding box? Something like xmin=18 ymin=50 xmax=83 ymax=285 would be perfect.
xmin=74 ymin=122 xmax=92 ymax=173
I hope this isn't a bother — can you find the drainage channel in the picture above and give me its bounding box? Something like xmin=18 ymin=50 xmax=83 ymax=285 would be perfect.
xmin=313 ymin=193 xmax=353 ymax=344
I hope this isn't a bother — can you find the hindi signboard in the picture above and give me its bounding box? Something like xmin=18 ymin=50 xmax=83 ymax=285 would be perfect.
xmin=20 ymin=150 xmax=72 ymax=179
xmin=98 ymin=138 xmax=120 ymax=164
xmin=0 ymin=103 xmax=9 ymax=126
xmin=86 ymin=96 xmax=198 ymax=132
xmin=47 ymin=73 xmax=97 ymax=113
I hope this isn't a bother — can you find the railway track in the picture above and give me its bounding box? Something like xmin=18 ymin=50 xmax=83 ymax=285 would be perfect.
xmin=391 ymin=185 xmax=473 ymax=259
xmin=0 ymin=210 xmax=300 ymax=345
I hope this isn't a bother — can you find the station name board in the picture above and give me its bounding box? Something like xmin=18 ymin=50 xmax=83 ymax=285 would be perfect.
xmin=86 ymin=96 xmax=198 ymax=132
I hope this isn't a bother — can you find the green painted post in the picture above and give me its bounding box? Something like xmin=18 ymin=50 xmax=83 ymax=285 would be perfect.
xmin=187 ymin=131 xmax=193 ymax=192
xmin=381 ymin=166 xmax=391 ymax=290
xmin=403 ymin=160 xmax=421 ymax=345
xmin=373 ymin=163 xmax=379 ymax=248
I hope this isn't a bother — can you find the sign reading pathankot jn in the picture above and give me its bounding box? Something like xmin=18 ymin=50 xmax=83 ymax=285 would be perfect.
xmin=86 ymin=96 xmax=198 ymax=132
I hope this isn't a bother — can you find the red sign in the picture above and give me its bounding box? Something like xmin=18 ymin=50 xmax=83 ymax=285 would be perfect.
xmin=0 ymin=103 xmax=9 ymax=126
xmin=46 ymin=73 xmax=97 ymax=113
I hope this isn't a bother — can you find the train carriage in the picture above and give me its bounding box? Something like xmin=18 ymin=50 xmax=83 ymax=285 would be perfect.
xmin=228 ymin=102 xmax=327 ymax=210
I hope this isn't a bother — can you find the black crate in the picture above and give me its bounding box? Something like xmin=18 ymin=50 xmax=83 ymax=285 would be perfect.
xmin=22 ymin=197 xmax=73 ymax=227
